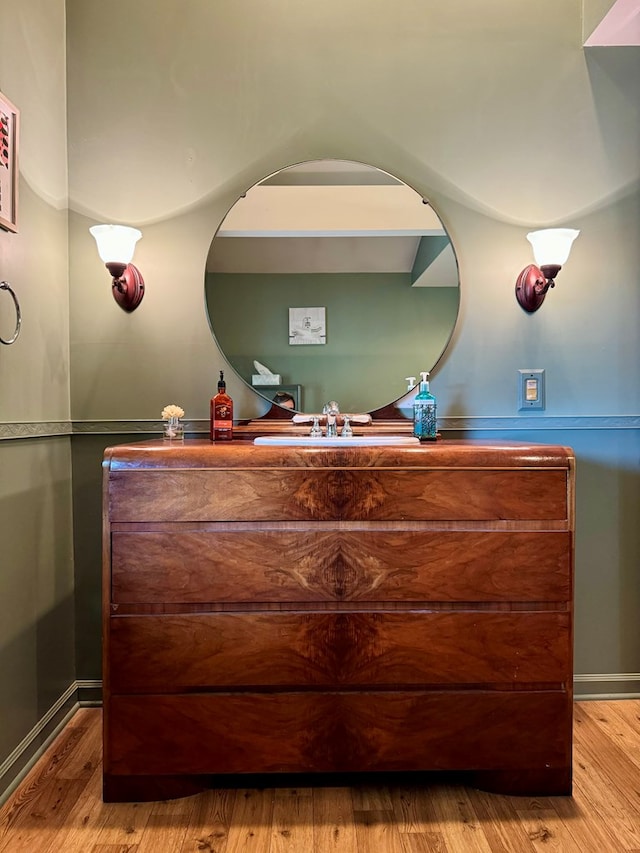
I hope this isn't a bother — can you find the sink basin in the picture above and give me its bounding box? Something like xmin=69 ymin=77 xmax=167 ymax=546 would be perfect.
xmin=253 ymin=435 xmax=420 ymax=447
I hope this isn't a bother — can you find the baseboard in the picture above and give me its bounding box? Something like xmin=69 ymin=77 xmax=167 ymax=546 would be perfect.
xmin=73 ymin=676 xmax=640 ymax=702
xmin=76 ymin=679 xmax=103 ymax=707
xmin=0 ymin=681 xmax=79 ymax=807
xmin=2 ymin=673 xmax=639 ymax=805
xmin=0 ymin=679 xmax=103 ymax=807
xmin=75 ymin=676 xmax=640 ymax=702
xmin=574 ymin=672 xmax=640 ymax=700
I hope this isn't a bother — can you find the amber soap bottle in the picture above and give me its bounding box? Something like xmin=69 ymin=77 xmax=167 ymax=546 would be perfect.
xmin=210 ymin=370 xmax=233 ymax=441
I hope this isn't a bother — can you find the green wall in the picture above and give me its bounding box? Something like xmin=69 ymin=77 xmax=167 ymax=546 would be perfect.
xmin=0 ymin=0 xmax=75 ymax=800
xmin=2 ymin=0 xmax=640 ymax=802
xmin=0 ymin=439 xmax=75 ymax=775
xmin=206 ymin=272 xmax=459 ymax=412
xmin=65 ymin=0 xmax=640 ymax=699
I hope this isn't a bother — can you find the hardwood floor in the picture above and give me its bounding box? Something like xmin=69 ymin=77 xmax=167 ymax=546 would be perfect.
xmin=1 ymin=701 xmax=639 ymax=852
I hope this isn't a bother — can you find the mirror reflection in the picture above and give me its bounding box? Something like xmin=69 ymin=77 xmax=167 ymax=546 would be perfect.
xmin=205 ymin=160 xmax=459 ymax=414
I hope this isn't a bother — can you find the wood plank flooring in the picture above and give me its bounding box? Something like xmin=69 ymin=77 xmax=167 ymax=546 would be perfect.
xmin=1 ymin=701 xmax=639 ymax=852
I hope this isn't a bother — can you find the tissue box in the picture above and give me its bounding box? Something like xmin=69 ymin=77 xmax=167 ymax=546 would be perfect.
xmin=252 ymin=374 xmax=282 ymax=386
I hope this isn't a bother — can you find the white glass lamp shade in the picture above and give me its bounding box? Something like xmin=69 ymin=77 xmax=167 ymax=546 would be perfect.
xmin=526 ymin=228 xmax=579 ymax=267
xmin=89 ymin=224 xmax=142 ymax=264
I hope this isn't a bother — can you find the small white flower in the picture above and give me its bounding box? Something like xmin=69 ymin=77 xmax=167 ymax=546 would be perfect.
xmin=161 ymin=404 xmax=185 ymax=420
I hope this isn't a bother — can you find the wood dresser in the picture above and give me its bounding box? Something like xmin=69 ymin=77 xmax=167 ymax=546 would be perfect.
xmin=102 ymin=439 xmax=574 ymax=802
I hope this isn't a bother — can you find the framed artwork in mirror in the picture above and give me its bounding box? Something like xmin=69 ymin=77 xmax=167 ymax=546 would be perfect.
xmin=0 ymin=91 xmax=19 ymax=233
xmin=289 ymin=306 xmax=326 ymax=345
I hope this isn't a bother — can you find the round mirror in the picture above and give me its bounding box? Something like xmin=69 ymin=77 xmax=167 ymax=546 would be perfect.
xmin=205 ymin=160 xmax=459 ymax=414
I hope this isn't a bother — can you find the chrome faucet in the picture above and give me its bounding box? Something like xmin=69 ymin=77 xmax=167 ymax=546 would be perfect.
xmin=322 ymin=401 xmax=340 ymax=437
xmin=293 ymin=405 xmax=372 ymax=437
xmin=310 ymin=416 xmax=323 ymax=438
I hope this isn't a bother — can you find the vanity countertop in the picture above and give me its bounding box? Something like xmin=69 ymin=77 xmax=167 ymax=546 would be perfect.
xmin=104 ymin=437 xmax=575 ymax=471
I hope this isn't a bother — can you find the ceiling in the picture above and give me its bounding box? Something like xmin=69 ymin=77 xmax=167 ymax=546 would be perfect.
xmin=206 ymin=163 xmax=459 ymax=287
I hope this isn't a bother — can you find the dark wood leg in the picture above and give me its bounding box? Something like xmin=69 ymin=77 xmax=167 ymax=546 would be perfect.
xmin=471 ymin=767 xmax=572 ymax=797
xmin=103 ymin=773 xmax=208 ymax=803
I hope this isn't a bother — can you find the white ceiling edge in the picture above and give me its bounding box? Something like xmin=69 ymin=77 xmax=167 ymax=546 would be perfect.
xmin=207 ymin=171 xmax=454 ymax=281
xmin=217 ymin=185 xmax=444 ymax=237
xmin=584 ymin=0 xmax=640 ymax=45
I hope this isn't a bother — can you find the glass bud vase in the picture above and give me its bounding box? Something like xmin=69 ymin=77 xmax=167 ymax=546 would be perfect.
xmin=163 ymin=416 xmax=184 ymax=441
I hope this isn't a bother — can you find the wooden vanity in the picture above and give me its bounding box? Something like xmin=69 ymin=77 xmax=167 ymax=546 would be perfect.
xmin=102 ymin=438 xmax=574 ymax=802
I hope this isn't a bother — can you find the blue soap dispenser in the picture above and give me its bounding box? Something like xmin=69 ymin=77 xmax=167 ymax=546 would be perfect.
xmin=413 ymin=371 xmax=437 ymax=441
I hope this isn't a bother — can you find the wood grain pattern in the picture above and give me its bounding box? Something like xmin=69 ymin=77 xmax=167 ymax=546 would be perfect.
xmin=108 ymin=611 xmax=571 ymax=691
xmin=425 ymin=785 xmax=495 ymax=852
xmin=224 ymin=789 xmax=274 ymax=853
xmin=311 ymin=787 xmax=357 ymax=852
xmin=353 ymin=808 xmax=405 ymax=853
xmin=270 ymin=787 xmax=314 ymax=853
xmin=102 ymin=439 xmax=574 ymax=801
xmin=104 ymin=439 xmax=575 ymax=471
xmin=106 ymin=691 xmax=571 ymax=780
xmin=108 ymin=468 xmax=569 ymax=522
xmin=7 ymin=701 xmax=639 ymax=852
xmin=177 ymin=788 xmax=234 ymax=853
xmin=111 ymin=529 xmax=572 ymax=604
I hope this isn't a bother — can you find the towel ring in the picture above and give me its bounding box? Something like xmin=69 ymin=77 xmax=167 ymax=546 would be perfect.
xmin=0 ymin=281 xmax=22 ymax=345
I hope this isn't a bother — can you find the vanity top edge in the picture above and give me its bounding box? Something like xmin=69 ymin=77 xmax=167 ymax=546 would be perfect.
xmin=103 ymin=438 xmax=575 ymax=471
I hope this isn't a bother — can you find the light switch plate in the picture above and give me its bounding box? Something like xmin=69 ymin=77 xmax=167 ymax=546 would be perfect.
xmin=518 ymin=369 xmax=545 ymax=410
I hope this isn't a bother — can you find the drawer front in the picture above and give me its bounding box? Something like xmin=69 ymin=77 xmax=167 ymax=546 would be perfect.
xmin=109 ymin=468 xmax=569 ymax=522
xmin=106 ymin=691 xmax=571 ymax=776
xmin=112 ymin=529 xmax=572 ymax=604
xmin=109 ymin=611 xmax=571 ymax=692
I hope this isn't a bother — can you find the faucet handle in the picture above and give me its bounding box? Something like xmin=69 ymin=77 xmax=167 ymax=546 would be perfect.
xmin=341 ymin=416 xmax=353 ymax=438
xmin=310 ymin=417 xmax=323 ymax=438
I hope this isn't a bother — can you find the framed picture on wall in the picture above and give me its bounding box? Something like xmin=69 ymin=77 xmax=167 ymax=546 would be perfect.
xmin=289 ymin=306 xmax=326 ymax=345
xmin=0 ymin=91 xmax=19 ymax=233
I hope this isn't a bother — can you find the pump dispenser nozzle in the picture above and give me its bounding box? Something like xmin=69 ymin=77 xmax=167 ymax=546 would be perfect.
xmin=405 ymin=376 xmax=416 ymax=391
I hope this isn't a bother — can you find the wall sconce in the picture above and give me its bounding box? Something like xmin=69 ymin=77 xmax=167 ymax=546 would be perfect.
xmin=515 ymin=228 xmax=580 ymax=313
xmin=89 ymin=224 xmax=144 ymax=312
